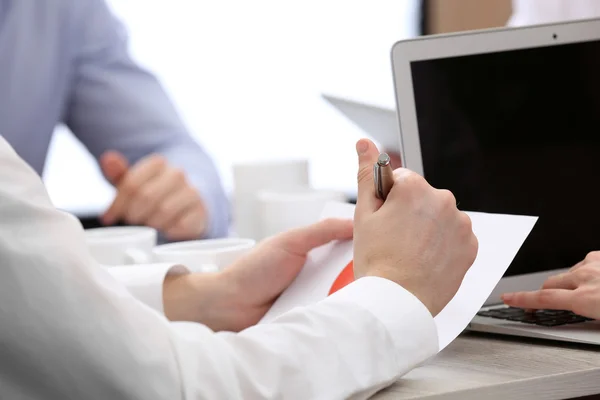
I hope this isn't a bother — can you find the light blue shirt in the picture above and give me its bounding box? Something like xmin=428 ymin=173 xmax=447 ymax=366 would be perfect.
xmin=0 ymin=0 xmax=229 ymax=238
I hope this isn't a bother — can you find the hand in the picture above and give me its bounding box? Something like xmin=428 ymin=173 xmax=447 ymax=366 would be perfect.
xmin=100 ymin=151 xmax=208 ymax=241
xmin=502 ymin=251 xmax=600 ymax=320
xmin=163 ymin=218 xmax=353 ymax=331
xmin=353 ymin=138 xmax=478 ymax=316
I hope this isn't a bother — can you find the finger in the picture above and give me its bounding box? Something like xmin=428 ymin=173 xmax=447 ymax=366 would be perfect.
xmin=279 ymin=218 xmax=354 ymax=256
xmin=383 ymin=168 xmax=427 ymax=204
xmin=164 ymin=207 xmax=208 ymax=241
xmin=146 ymin=186 xmax=200 ymax=232
xmin=122 ymin=155 xmax=168 ymax=193
xmin=126 ymin=168 xmax=186 ymax=224
xmin=100 ymin=151 xmax=129 ymax=186
xmin=541 ymin=272 xmax=580 ymax=290
xmin=355 ymin=138 xmax=382 ymax=220
xmin=501 ymin=289 xmax=575 ymax=311
xmin=585 ymin=251 xmax=600 ymax=263
xmin=570 ymin=259 xmax=586 ymax=272
xmin=103 ymin=156 xmax=166 ymax=224
xmin=572 ymin=251 xmax=600 ymax=271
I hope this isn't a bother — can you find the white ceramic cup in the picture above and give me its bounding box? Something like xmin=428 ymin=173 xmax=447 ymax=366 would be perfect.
xmin=84 ymin=226 xmax=157 ymax=266
xmin=256 ymin=188 xmax=347 ymax=239
xmin=152 ymin=238 xmax=256 ymax=273
xmin=232 ymin=159 xmax=310 ymax=240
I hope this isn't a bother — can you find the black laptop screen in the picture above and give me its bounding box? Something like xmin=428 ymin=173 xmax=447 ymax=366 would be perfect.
xmin=410 ymin=39 xmax=600 ymax=277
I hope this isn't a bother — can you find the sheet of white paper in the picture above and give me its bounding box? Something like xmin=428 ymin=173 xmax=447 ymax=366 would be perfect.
xmin=260 ymin=202 xmax=356 ymax=321
xmin=260 ymin=201 xmax=538 ymax=352
xmin=434 ymin=211 xmax=538 ymax=349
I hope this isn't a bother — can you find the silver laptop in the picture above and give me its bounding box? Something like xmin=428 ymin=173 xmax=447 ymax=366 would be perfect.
xmin=391 ymin=18 xmax=600 ymax=345
xmin=321 ymin=94 xmax=401 ymax=153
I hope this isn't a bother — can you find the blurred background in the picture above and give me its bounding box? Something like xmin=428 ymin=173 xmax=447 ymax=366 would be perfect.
xmin=42 ymin=0 xmax=512 ymax=218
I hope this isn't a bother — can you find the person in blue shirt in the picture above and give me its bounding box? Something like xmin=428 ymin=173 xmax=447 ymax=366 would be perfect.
xmin=0 ymin=0 xmax=228 ymax=241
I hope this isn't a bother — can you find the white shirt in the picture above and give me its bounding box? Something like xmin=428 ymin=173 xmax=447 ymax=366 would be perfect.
xmin=509 ymin=0 xmax=600 ymax=27
xmin=0 ymin=135 xmax=438 ymax=399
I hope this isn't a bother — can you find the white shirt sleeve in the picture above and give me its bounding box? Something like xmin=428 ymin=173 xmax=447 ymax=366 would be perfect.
xmin=0 ymin=136 xmax=438 ymax=400
xmin=107 ymin=263 xmax=188 ymax=314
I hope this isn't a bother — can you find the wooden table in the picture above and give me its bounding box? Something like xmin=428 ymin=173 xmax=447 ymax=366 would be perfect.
xmin=373 ymin=332 xmax=600 ymax=400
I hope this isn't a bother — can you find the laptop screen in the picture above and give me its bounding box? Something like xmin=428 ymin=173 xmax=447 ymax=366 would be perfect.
xmin=410 ymin=39 xmax=600 ymax=277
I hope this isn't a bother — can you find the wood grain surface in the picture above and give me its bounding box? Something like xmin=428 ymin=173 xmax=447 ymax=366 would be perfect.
xmin=372 ymin=332 xmax=600 ymax=400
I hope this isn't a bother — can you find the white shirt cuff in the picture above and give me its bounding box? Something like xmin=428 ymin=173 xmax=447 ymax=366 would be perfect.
xmin=328 ymin=276 xmax=439 ymax=361
xmin=107 ymin=263 xmax=189 ymax=314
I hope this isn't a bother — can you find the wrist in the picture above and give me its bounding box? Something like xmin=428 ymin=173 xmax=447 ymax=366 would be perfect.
xmin=163 ymin=272 xmax=195 ymax=321
xmin=162 ymin=270 xmax=237 ymax=331
xmin=162 ymin=272 xmax=218 ymax=322
xmin=360 ymin=265 xmax=438 ymax=316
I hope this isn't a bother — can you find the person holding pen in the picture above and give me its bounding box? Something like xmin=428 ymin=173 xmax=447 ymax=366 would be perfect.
xmin=0 ymin=136 xmax=477 ymax=399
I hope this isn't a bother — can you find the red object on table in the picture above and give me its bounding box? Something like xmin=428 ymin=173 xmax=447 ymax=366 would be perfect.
xmin=328 ymin=260 xmax=355 ymax=295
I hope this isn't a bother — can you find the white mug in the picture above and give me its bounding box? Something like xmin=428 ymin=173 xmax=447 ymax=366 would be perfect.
xmin=232 ymin=159 xmax=310 ymax=240
xmin=256 ymin=188 xmax=347 ymax=239
xmin=152 ymin=238 xmax=256 ymax=273
xmin=84 ymin=226 xmax=157 ymax=266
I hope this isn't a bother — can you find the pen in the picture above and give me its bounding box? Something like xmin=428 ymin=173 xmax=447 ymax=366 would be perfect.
xmin=374 ymin=153 xmax=394 ymax=200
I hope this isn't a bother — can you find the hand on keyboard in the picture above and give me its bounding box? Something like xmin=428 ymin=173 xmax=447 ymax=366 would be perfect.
xmin=502 ymin=251 xmax=600 ymax=320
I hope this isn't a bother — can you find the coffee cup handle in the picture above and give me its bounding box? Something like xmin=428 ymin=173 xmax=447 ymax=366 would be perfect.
xmin=124 ymin=248 xmax=150 ymax=265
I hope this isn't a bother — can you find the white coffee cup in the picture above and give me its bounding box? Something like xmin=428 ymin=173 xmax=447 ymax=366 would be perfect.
xmin=256 ymin=188 xmax=347 ymax=239
xmin=84 ymin=226 xmax=157 ymax=266
xmin=232 ymin=159 xmax=310 ymax=240
xmin=152 ymin=238 xmax=256 ymax=273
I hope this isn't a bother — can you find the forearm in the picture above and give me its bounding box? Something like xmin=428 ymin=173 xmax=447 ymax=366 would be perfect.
xmin=3 ymin=210 xmax=435 ymax=399
xmin=206 ymin=278 xmax=438 ymax=400
xmin=65 ymin=0 xmax=230 ymax=239
xmin=0 ymin=135 xmax=437 ymax=399
xmin=161 ymin=271 xmax=235 ymax=330
xmin=104 ymin=256 xmax=229 ymax=326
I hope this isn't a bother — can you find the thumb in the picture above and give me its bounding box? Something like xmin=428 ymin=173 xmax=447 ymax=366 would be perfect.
xmin=355 ymin=138 xmax=382 ymax=218
xmin=100 ymin=150 xmax=129 ymax=186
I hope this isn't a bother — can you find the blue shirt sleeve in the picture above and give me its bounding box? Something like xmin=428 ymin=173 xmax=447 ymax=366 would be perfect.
xmin=63 ymin=0 xmax=230 ymax=239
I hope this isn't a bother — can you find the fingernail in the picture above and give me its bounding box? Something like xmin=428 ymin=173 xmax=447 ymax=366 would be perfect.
xmin=501 ymin=293 xmax=513 ymax=302
xmin=356 ymin=140 xmax=368 ymax=155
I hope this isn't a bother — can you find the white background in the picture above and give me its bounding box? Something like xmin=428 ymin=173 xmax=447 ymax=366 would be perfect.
xmin=42 ymin=0 xmax=420 ymax=215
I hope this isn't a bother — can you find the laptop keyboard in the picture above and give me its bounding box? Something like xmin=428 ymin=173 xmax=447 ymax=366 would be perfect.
xmin=477 ymin=307 xmax=594 ymax=327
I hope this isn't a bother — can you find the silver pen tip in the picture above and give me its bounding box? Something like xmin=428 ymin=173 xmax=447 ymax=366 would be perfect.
xmin=377 ymin=153 xmax=391 ymax=166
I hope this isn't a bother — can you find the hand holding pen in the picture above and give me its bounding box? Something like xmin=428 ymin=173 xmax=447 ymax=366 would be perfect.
xmin=353 ymin=138 xmax=478 ymax=317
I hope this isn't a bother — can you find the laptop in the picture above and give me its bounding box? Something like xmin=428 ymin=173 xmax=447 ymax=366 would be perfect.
xmin=391 ymin=18 xmax=600 ymax=345
xmin=321 ymin=94 xmax=401 ymax=153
